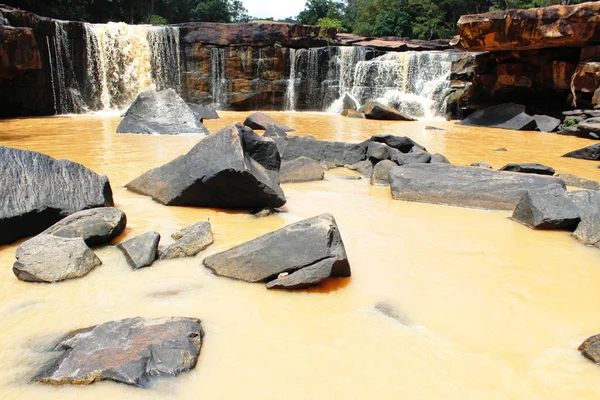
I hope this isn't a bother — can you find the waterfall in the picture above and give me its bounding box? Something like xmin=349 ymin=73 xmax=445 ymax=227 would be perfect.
xmin=339 ymin=46 xmax=367 ymax=96
xmin=148 ymin=26 xmax=181 ymax=92
xmin=210 ymin=48 xmax=226 ymax=109
xmin=284 ymin=48 xmax=298 ymax=111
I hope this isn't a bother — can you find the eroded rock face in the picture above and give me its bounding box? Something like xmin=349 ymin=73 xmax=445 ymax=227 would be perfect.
xmin=243 ymin=112 xmax=294 ymax=131
xmin=280 ymin=157 xmax=325 ymax=183
xmin=359 ymin=101 xmax=416 ymax=121
xmin=459 ymin=103 xmax=537 ymax=131
xmin=390 ymin=164 xmax=565 ymax=210
xmin=13 ymin=235 xmax=102 ymax=283
xmin=117 ymin=89 xmax=210 ymax=135
xmin=117 ymin=232 xmax=160 ymax=270
xmin=33 ymin=317 xmax=203 ymax=387
xmin=0 ymin=146 xmax=114 ymax=245
xmin=126 ymin=123 xmax=286 ymax=209
xmin=456 ymin=2 xmax=600 ymax=52
xmin=42 ymin=207 xmax=126 ymax=246
xmin=160 ymin=222 xmax=213 ymax=259
xmin=203 ymin=214 xmax=350 ymax=289
xmin=511 ymin=184 xmax=581 ymax=229
xmin=0 ymin=26 xmax=41 ymax=80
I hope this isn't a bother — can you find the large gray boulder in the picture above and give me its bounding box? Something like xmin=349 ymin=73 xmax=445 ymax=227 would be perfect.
xmin=41 ymin=207 xmax=126 ymax=246
xmin=359 ymin=101 xmax=416 ymax=121
xmin=117 ymin=232 xmax=160 ymax=270
xmin=203 ymin=214 xmax=351 ymax=289
xmin=0 ymin=146 xmax=114 ymax=245
xmin=117 ymin=89 xmax=210 ymax=135
xmin=33 ymin=317 xmax=203 ymax=387
xmin=13 ymin=235 xmax=102 ymax=283
xmin=126 ymin=123 xmax=286 ymax=209
xmin=389 ymin=164 xmax=565 ymax=210
xmin=160 ymin=222 xmax=213 ymax=259
xmin=274 ymin=136 xmax=367 ymax=167
xmin=243 ymin=112 xmax=294 ymax=131
xmin=563 ymin=143 xmax=600 ymax=161
xmin=499 ymin=163 xmax=555 ymax=176
xmin=280 ymin=157 xmax=325 ymax=183
xmin=511 ymin=184 xmax=581 ymax=229
xmin=459 ymin=103 xmax=537 ymax=131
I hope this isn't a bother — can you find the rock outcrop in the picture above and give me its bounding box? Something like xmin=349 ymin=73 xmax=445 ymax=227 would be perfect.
xmin=117 ymin=232 xmax=160 ymax=270
xmin=563 ymin=143 xmax=600 ymax=160
xmin=33 ymin=317 xmax=203 ymax=387
xmin=0 ymin=146 xmax=114 ymax=245
xmin=280 ymin=157 xmax=325 ymax=183
xmin=13 ymin=235 xmax=102 ymax=283
xmin=126 ymin=123 xmax=286 ymax=209
xmin=160 ymin=222 xmax=213 ymax=259
xmin=41 ymin=207 xmax=126 ymax=246
xmin=203 ymin=214 xmax=351 ymax=289
xmin=511 ymin=184 xmax=581 ymax=229
xmin=0 ymin=26 xmax=41 ymax=80
xmin=390 ymin=164 xmax=565 ymax=210
xmin=117 ymin=89 xmax=210 ymax=135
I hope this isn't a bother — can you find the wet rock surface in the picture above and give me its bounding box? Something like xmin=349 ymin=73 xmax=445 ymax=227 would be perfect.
xmin=511 ymin=184 xmax=581 ymax=230
xmin=160 ymin=222 xmax=213 ymax=260
xmin=117 ymin=232 xmax=160 ymax=270
xmin=126 ymin=123 xmax=286 ymax=209
xmin=390 ymin=164 xmax=565 ymax=210
xmin=13 ymin=235 xmax=102 ymax=283
xmin=499 ymin=163 xmax=555 ymax=176
xmin=203 ymin=214 xmax=351 ymax=289
xmin=42 ymin=207 xmax=126 ymax=246
xmin=33 ymin=317 xmax=203 ymax=387
xmin=563 ymin=143 xmax=600 ymax=161
xmin=243 ymin=112 xmax=294 ymax=131
xmin=117 ymin=89 xmax=210 ymax=135
xmin=0 ymin=146 xmax=114 ymax=245
xmin=280 ymin=157 xmax=325 ymax=183
xmin=359 ymin=101 xmax=416 ymax=121
xmin=458 ymin=103 xmax=537 ymax=131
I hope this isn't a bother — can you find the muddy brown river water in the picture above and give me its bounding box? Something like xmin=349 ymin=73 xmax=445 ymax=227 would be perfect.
xmin=1 ymin=112 xmax=600 ymax=399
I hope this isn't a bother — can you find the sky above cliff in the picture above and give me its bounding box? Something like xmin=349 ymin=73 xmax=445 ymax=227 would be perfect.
xmin=242 ymin=0 xmax=306 ymax=19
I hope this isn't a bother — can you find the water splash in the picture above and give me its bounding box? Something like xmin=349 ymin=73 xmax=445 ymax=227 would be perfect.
xmin=284 ymin=48 xmax=298 ymax=111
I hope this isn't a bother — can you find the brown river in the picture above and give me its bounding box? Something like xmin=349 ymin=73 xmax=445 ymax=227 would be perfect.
xmin=1 ymin=112 xmax=600 ymax=399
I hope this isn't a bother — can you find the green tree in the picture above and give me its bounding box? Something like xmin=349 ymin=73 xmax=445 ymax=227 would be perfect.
xmin=297 ymin=0 xmax=345 ymax=25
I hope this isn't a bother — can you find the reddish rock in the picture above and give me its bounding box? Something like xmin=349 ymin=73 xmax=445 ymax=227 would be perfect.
xmin=0 ymin=26 xmax=41 ymax=80
xmin=571 ymin=61 xmax=600 ymax=94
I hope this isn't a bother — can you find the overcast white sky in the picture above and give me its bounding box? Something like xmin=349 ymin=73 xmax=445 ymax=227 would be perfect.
xmin=242 ymin=0 xmax=307 ymax=20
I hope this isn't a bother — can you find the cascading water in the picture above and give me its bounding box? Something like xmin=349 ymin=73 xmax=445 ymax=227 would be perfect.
xmin=284 ymin=48 xmax=298 ymax=111
xmin=210 ymin=48 xmax=227 ymax=109
xmin=148 ymin=26 xmax=181 ymax=92
xmin=326 ymin=46 xmax=367 ymax=113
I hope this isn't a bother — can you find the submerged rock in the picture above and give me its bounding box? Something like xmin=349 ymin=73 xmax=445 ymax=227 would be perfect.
xmin=42 ymin=207 xmax=126 ymax=246
xmin=579 ymin=333 xmax=600 ymax=365
xmin=563 ymin=143 xmax=600 ymax=161
xmin=160 ymin=222 xmax=213 ymax=260
xmin=471 ymin=161 xmax=494 ymax=169
xmin=389 ymin=164 xmax=565 ymax=210
xmin=203 ymin=214 xmax=351 ymax=289
xmin=459 ymin=103 xmax=537 ymax=131
xmin=373 ymin=302 xmax=413 ymax=326
xmin=275 ymin=135 xmax=367 ymax=167
xmin=370 ymin=160 xmax=396 ymax=186
xmin=117 ymin=89 xmax=210 ymax=135
xmin=243 ymin=112 xmax=294 ymax=131
xmin=555 ymin=173 xmax=600 ymax=191
xmin=0 ymin=146 xmax=114 ymax=245
xmin=280 ymin=157 xmax=325 ymax=183
xmin=33 ymin=317 xmax=203 ymax=387
xmin=359 ymin=101 xmax=416 ymax=121
xmin=342 ymin=109 xmax=366 ymax=119
xmin=126 ymin=123 xmax=286 ymax=209
xmin=346 ymin=160 xmax=373 ymax=177
xmin=499 ymin=163 xmax=555 ymax=176
xmin=511 ymin=184 xmax=581 ymax=229
xmin=117 ymin=232 xmax=160 ymax=270
xmin=13 ymin=235 xmax=102 ymax=283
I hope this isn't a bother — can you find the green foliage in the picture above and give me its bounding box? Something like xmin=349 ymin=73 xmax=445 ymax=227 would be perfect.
xmin=149 ymin=14 xmax=167 ymax=25
xmin=565 ymin=119 xmax=577 ymax=127
xmin=274 ymin=41 xmax=282 ymax=49
xmin=297 ymin=0 xmax=345 ymax=25
xmin=316 ymin=17 xmax=344 ymax=31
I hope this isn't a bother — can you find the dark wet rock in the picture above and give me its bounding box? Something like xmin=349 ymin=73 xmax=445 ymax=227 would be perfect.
xmin=495 ymin=148 xmax=508 ymax=152
xmin=511 ymin=184 xmax=581 ymax=229
xmin=558 ymin=126 xmax=579 ymax=137
xmin=370 ymin=160 xmax=396 ymax=186
xmin=391 ymin=152 xmax=432 ymax=166
xmin=573 ymin=213 xmax=600 ymax=247
xmin=188 ymin=103 xmax=219 ymax=121
xmin=117 ymin=89 xmax=210 ymax=135
xmin=373 ymin=302 xmax=413 ymax=325
xmin=117 ymin=232 xmax=160 ymax=270
xmin=367 ymin=142 xmax=393 ymax=162
xmin=33 ymin=317 xmax=203 ymax=387
xmin=577 ymin=119 xmax=600 ymax=140
xmin=280 ymin=157 xmax=325 ymax=183
xmin=203 ymin=214 xmax=350 ymax=289
xmin=471 ymin=161 xmax=494 ymax=169
xmin=346 ymin=160 xmax=374 ymax=177
xmin=0 ymin=146 xmax=113 ymax=245
xmin=13 ymin=235 xmax=102 ymax=283
xmin=579 ymin=333 xmax=600 ymax=364
xmin=275 ymin=135 xmax=367 ymax=167
xmin=430 ymin=153 xmax=451 ymax=164
xmin=263 ymin=123 xmax=288 ymax=138
xmin=555 ymin=173 xmax=600 ymax=190
xmin=563 ymin=143 xmax=600 ymax=161
xmin=252 ymin=207 xmax=279 ymax=218
xmin=339 ymin=176 xmax=362 ymax=181
xmin=390 ymin=164 xmax=565 ymax=210
xmin=243 ymin=111 xmax=294 ymax=131
xmin=459 ymin=103 xmax=537 ymax=131
xmin=42 ymin=207 xmax=126 ymax=246
xmin=499 ymin=163 xmax=555 ymax=176
xmin=369 ymin=134 xmax=426 ymax=153
xmin=342 ymin=93 xmax=358 ymax=111
xmin=359 ymin=101 xmax=416 ymax=121
xmin=160 ymin=222 xmax=213 ymax=260
xmin=126 ymin=123 xmax=286 ymax=209
xmin=533 ymin=115 xmax=561 ymax=132
xmin=425 ymin=126 xmax=444 ymax=131
xmin=342 ymin=109 xmax=366 ymax=119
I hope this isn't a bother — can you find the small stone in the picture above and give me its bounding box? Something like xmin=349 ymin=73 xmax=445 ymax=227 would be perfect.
xmin=471 ymin=161 xmax=494 ymax=169
xmin=160 ymin=222 xmax=213 ymax=259
xmin=117 ymin=232 xmax=160 ymax=270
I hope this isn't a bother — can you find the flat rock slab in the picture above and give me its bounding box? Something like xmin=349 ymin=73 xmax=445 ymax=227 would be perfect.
xmin=243 ymin=112 xmax=294 ymax=131
xmin=203 ymin=214 xmax=350 ymax=289
xmin=579 ymin=333 xmax=600 ymax=364
xmin=563 ymin=143 xmax=600 ymax=161
xmin=511 ymin=184 xmax=581 ymax=229
xmin=359 ymin=101 xmax=416 ymax=121
xmin=13 ymin=235 xmax=102 ymax=283
xmin=459 ymin=103 xmax=537 ymax=131
xmin=275 ymin=136 xmax=367 ymax=167
xmin=280 ymin=157 xmax=325 ymax=183
xmin=533 ymin=115 xmax=561 ymax=132
xmin=126 ymin=123 xmax=286 ymax=209
xmin=390 ymin=164 xmax=565 ymax=210
xmin=42 ymin=207 xmax=126 ymax=246
xmin=499 ymin=163 xmax=555 ymax=176
xmin=160 ymin=222 xmax=213 ymax=259
xmin=117 ymin=89 xmax=210 ymax=135
xmin=0 ymin=146 xmax=113 ymax=245
xmin=556 ymin=173 xmax=600 ymax=190
xmin=33 ymin=317 xmax=203 ymax=387
xmin=117 ymin=232 xmax=160 ymax=269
